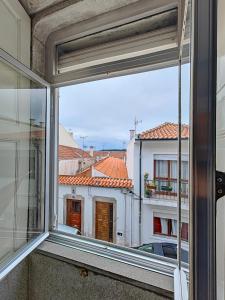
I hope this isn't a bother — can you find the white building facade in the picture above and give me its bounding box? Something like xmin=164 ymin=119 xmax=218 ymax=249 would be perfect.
xmin=58 ymin=123 xmax=189 ymax=251
xmin=126 ymin=123 xmax=189 ymax=251
xmin=58 ymin=181 xmax=139 ymax=247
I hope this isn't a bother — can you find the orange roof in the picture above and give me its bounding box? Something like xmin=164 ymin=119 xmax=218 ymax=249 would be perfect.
xmin=139 ymin=122 xmax=189 ymax=140
xmin=94 ymin=156 xmax=128 ymax=178
xmin=59 ymin=145 xmax=91 ymax=160
xmin=90 ymin=150 xmax=126 ymax=160
xmin=59 ymin=175 xmax=132 ymax=189
xmin=75 ymin=156 xmax=128 ymax=179
xmin=75 ymin=167 xmax=92 ymax=177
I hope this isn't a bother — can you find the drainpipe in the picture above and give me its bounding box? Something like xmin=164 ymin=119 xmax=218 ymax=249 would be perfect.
xmin=139 ymin=140 xmax=142 ymax=245
xmin=130 ymin=193 xmax=133 ymax=246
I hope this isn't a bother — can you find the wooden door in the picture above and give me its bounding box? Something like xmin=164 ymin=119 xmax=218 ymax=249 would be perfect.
xmin=66 ymin=199 xmax=82 ymax=231
xmin=95 ymin=201 xmax=113 ymax=243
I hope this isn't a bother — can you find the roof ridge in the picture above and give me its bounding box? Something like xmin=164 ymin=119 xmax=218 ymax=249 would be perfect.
xmin=59 ymin=175 xmax=131 ymax=180
xmin=140 ymin=122 xmax=176 ymax=135
xmin=59 ymin=175 xmax=132 ymax=189
xmin=139 ymin=122 xmax=189 ymax=140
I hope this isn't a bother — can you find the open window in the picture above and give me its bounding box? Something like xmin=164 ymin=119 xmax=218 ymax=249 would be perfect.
xmin=44 ymin=6 xmax=191 ymax=294
xmin=0 ymin=49 xmax=50 ymax=279
xmin=1 ymin=0 xmax=221 ymax=299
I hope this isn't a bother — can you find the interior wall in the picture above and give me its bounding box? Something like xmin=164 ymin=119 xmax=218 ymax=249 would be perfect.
xmin=0 ymin=250 xmax=173 ymax=299
xmin=28 ymin=252 xmax=172 ymax=300
xmin=0 ymin=259 xmax=28 ymax=300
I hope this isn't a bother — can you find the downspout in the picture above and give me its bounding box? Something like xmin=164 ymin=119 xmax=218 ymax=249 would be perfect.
xmin=124 ymin=193 xmax=127 ymax=246
xmin=139 ymin=140 xmax=142 ymax=245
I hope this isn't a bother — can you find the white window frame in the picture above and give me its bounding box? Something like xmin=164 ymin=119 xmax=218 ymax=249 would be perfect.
xmin=0 ymin=48 xmax=50 ymax=280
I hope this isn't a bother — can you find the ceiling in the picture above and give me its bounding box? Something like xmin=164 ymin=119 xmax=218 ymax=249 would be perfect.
xmin=18 ymin=0 xmax=179 ymax=78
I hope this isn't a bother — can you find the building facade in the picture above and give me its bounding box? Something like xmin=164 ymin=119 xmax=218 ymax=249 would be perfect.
xmin=58 ymin=122 xmax=189 ymax=251
xmin=127 ymin=122 xmax=189 ymax=250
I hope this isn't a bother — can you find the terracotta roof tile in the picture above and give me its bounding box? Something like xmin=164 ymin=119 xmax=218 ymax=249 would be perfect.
xmin=75 ymin=156 xmax=128 ymax=179
xmin=90 ymin=150 xmax=126 ymax=160
xmin=139 ymin=122 xmax=189 ymax=140
xmin=59 ymin=145 xmax=91 ymax=160
xmin=94 ymin=156 xmax=128 ymax=178
xmin=59 ymin=175 xmax=133 ymax=189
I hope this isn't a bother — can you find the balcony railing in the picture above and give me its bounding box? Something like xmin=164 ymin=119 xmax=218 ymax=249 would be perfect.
xmin=144 ymin=178 xmax=188 ymax=200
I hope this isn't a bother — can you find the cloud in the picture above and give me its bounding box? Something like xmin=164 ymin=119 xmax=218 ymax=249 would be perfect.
xmin=59 ymin=66 xmax=190 ymax=150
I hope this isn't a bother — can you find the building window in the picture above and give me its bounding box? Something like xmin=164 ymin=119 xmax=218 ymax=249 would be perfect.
xmin=154 ymin=217 xmax=188 ymax=241
xmin=154 ymin=160 xmax=188 ymax=197
xmin=181 ymin=223 xmax=189 ymax=241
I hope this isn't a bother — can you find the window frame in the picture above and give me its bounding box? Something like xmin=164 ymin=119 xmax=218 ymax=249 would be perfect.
xmin=0 ymin=48 xmax=50 ymax=281
xmin=154 ymin=159 xmax=188 ymax=198
xmin=44 ymin=0 xmax=190 ymax=294
xmin=190 ymin=0 xmax=217 ymax=298
xmin=47 ymin=66 xmax=186 ymax=292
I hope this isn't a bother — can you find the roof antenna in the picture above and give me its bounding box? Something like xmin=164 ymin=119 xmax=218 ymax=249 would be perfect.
xmin=134 ymin=116 xmax=142 ymax=133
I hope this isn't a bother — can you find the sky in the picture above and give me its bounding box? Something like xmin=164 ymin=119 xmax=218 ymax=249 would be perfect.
xmin=59 ymin=65 xmax=190 ymax=150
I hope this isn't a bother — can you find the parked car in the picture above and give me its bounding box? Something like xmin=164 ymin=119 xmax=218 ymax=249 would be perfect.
xmin=57 ymin=224 xmax=81 ymax=235
xmin=134 ymin=242 xmax=188 ymax=263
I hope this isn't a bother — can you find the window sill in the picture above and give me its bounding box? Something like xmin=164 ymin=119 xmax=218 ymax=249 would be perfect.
xmin=37 ymin=231 xmax=188 ymax=293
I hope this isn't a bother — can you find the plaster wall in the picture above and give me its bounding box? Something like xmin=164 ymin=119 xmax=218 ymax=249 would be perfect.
xmin=58 ymin=184 xmax=139 ymax=247
xmin=129 ymin=139 xmax=189 ymax=246
xmin=28 ymin=252 xmax=172 ymax=300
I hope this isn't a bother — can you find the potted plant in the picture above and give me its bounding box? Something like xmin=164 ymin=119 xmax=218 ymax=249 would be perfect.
xmin=161 ymin=183 xmax=173 ymax=192
xmin=144 ymin=188 xmax=152 ymax=198
xmin=144 ymin=172 xmax=149 ymax=182
xmin=146 ymin=179 xmax=156 ymax=190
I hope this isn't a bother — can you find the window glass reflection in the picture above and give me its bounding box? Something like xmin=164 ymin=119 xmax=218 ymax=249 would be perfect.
xmin=0 ymin=61 xmax=46 ymax=263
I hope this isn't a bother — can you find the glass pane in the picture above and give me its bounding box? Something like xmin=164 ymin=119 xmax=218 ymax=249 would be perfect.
xmin=57 ymin=65 xmax=183 ymax=262
xmin=180 ymin=2 xmax=191 ymax=264
xmin=155 ymin=160 xmax=168 ymax=177
xmin=0 ymin=60 xmax=46 ymax=263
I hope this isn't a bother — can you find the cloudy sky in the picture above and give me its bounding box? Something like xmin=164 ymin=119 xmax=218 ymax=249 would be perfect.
xmin=59 ymin=65 xmax=190 ymax=150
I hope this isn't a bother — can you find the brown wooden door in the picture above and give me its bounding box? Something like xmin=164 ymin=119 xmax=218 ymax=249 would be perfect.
xmin=66 ymin=199 xmax=82 ymax=231
xmin=95 ymin=201 xmax=113 ymax=242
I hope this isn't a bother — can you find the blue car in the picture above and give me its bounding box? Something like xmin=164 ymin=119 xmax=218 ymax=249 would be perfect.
xmin=135 ymin=242 xmax=188 ymax=263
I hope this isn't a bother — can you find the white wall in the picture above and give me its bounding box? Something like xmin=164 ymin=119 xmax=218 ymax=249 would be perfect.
xmin=126 ymin=138 xmax=135 ymax=179
xmin=133 ymin=139 xmax=189 ymax=246
xmin=59 ymin=124 xmax=80 ymax=148
xmin=59 ymin=158 xmax=94 ymax=175
xmin=58 ymin=184 xmax=139 ymax=247
xmin=133 ymin=140 xmax=188 ymax=195
xmin=0 ymin=0 xmax=30 ymax=67
xmin=92 ymin=168 xmax=107 ymax=177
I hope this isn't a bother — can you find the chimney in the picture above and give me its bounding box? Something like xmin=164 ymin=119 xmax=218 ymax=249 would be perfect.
xmin=68 ymin=129 xmax=73 ymax=138
xmin=129 ymin=129 xmax=135 ymax=140
xmin=89 ymin=146 xmax=94 ymax=157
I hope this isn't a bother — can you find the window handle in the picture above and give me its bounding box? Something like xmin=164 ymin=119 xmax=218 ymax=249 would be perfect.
xmin=216 ymin=171 xmax=225 ymax=200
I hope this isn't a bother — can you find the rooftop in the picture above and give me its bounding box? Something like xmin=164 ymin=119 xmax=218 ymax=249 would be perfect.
xmin=139 ymin=122 xmax=189 ymax=140
xmin=59 ymin=145 xmax=91 ymax=160
xmin=94 ymin=156 xmax=128 ymax=178
xmin=75 ymin=156 xmax=128 ymax=179
xmin=90 ymin=150 xmax=126 ymax=160
xmin=59 ymin=175 xmax=132 ymax=189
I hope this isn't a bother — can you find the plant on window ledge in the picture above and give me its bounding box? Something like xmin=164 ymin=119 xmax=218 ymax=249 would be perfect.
xmin=144 ymin=173 xmax=156 ymax=197
xmin=161 ymin=184 xmax=173 ymax=192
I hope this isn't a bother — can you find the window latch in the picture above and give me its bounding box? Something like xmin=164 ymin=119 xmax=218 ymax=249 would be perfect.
xmin=216 ymin=171 xmax=225 ymax=201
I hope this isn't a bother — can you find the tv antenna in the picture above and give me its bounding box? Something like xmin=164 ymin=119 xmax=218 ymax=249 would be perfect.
xmin=134 ymin=117 xmax=142 ymax=133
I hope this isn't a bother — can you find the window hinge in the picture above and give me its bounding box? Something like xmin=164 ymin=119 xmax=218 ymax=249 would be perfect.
xmin=216 ymin=171 xmax=225 ymax=201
